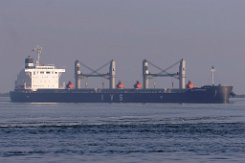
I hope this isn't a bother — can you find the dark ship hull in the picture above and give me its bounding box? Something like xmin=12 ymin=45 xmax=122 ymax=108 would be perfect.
xmin=10 ymin=85 xmax=233 ymax=103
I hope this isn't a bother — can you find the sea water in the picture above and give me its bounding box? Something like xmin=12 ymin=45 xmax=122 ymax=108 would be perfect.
xmin=0 ymin=97 xmax=245 ymax=163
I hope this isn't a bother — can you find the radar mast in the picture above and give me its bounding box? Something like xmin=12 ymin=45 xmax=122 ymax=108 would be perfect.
xmin=211 ymin=66 xmax=216 ymax=85
xmin=32 ymin=45 xmax=43 ymax=66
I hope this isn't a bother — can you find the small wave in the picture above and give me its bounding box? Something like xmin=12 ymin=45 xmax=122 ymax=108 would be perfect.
xmin=0 ymin=123 xmax=244 ymax=136
xmin=1 ymin=150 xmax=48 ymax=157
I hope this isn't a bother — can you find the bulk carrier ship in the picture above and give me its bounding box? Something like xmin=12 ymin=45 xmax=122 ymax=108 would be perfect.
xmin=10 ymin=46 xmax=233 ymax=103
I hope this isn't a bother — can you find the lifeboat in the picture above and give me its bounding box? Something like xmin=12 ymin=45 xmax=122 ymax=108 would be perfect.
xmin=116 ymin=81 xmax=125 ymax=89
xmin=134 ymin=81 xmax=142 ymax=89
xmin=186 ymin=80 xmax=194 ymax=89
xmin=66 ymin=81 xmax=75 ymax=89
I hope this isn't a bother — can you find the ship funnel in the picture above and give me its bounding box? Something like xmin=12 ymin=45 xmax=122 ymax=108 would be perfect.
xmin=179 ymin=59 xmax=186 ymax=89
xmin=109 ymin=60 xmax=116 ymax=89
xmin=143 ymin=59 xmax=149 ymax=89
xmin=75 ymin=60 xmax=81 ymax=89
xmin=25 ymin=56 xmax=35 ymax=68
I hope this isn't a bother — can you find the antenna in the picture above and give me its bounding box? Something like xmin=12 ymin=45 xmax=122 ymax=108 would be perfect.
xmin=211 ymin=66 xmax=216 ymax=85
xmin=32 ymin=45 xmax=43 ymax=66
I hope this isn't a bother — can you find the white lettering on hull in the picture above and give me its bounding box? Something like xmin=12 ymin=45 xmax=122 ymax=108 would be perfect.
xmin=110 ymin=94 xmax=114 ymax=101
xmin=119 ymin=94 xmax=123 ymax=102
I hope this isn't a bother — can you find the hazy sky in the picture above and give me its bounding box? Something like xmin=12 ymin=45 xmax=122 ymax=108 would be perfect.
xmin=0 ymin=0 xmax=245 ymax=93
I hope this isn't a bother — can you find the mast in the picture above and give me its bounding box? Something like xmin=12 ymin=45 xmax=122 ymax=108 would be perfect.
xmin=109 ymin=60 xmax=116 ymax=89
xmin=211 ymin=66 xmax=216 ymax=85
xmin=32 ymin=45 xmax=43 ymax=66
xmin=143 ymin=59 xmax=149 ymax=89
xmin=179 ymin=58 xmax=186 ymax=89
xmin=75 ymin=60 xmax=81 ymax=89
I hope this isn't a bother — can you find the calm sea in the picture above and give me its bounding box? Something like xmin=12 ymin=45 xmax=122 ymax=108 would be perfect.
xmin=0 ymin=97 xmax=245 ymax=163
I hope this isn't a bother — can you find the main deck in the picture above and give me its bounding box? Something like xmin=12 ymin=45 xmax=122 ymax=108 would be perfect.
xmin=10 ymin=85 xmax=232 ymax=103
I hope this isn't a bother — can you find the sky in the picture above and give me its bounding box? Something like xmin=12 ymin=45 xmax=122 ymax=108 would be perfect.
xmin=0 ymin=0 xmax=244 ymax=94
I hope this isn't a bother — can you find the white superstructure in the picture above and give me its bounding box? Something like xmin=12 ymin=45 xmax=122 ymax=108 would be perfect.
xmin=14 ymin=47 xmax=65 ymax=90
